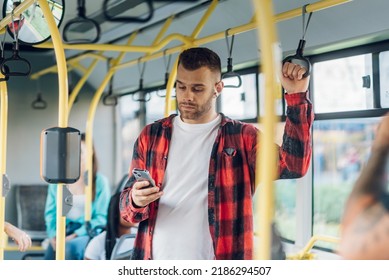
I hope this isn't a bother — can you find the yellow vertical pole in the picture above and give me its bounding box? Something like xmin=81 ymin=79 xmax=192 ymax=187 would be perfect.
xmin=84 ymin=33 xmax=137 ymax=222
xmin=164 ymin=58 xmax=178 ymax=117
xmin=0 ymin=0 xmax=35 ymax=261
xmin=68 ymin=58 xmax=100 ymax=115
xmin=164 ymin=0 xmax=218 ymax=116
xmin=253 ymin=0 xmax=279 ymax=259
xmin=39 ymin=0 xmax=68 ymax=260
xmin=0 ymin=76 xmax=8 ymax=260
xmin=190 ymin=0 xmax=218 ymax=38
xmin=144 ymin=15 xmax=177 ymax=118
xmin=84 ymin=69 xmax=113 ymax=221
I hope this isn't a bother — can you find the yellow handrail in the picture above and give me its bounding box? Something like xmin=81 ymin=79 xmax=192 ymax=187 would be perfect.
xmin=29 ymin=0 xmax=352 ymax=97
xmin=84 ymin=33 xmax=138 ymax=222
xmin=30 ymin=53 xmax=107 ymax=80
xmin=0 ymin=0 xmax=352 ymax=261
xmin=37 ymin=33 xmax=193 ymax=53
xmin=287 ymin=235 xmax=340 ymax=260
xmin=68 ymin=57 xmax=101 ymax=114
xmin=38 ymin=0 xmax=69 ymax=260
xmin=253 ymin=0 xmax=279 ymax=260
xmin=164 ymin=0 xmax=219 ymax=116
xmin=0 ymin=0 xmax=34 ymax=262
xmin=0 ymin=75 xmax=8 ymax=260
xmin=84 ymin=13 xmax=179 ymax=217
xmin=0 ymin=0 xmax=35 ymax=259
xmin=164 ymin=58 xmax=179 ymax=117
xmin=34 ymin=1 xmax=351 ymax=58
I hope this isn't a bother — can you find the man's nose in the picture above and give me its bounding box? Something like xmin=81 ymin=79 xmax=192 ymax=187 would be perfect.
xmin=181 ymin=89 xmax=194 ymax=101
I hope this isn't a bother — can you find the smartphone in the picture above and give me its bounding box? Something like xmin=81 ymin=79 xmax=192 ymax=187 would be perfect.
xmin=132 ymin=168 xmax=156 ymax=188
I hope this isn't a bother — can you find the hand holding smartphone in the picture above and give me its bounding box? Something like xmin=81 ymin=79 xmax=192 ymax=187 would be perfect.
xmin=132 ymin=168 xmax=156 ymax=188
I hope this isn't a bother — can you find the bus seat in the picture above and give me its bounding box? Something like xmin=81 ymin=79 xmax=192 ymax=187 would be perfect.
xmin=110 ymin=233 xmax=136 ymax=260
xmin=15 ymin=184 xmax=48 ymax=241
xmin=109 ymin=174 xmax=136 ymax=260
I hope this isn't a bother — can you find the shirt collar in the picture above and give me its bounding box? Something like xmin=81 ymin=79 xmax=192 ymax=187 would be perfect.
xmin=160 ymin=113 xmax=233 ymax=129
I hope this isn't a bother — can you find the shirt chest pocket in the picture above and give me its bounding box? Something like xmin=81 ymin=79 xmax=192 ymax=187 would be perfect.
xmin=222 ymin=147 xmax=239 ymax=169
xmin=223 ymin=147 xmax=236 ymax=157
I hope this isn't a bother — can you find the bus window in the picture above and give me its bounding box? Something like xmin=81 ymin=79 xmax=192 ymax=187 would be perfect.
xmin=274 ymin=179 xmax=298 ymax=241
xmin=120 ymin=96 xmax=141 ymax=174
xmin=221 ymin=73 xmax=257 ymax=120
xmin=379 ymin=51 xmax=389 ymax=108
xmin=312 ymin=117 xmax=380 ymax=250
xmin=313 ymin=54 xmax=373 ymax=113
xmin=258 ymin=73 xmax=284 ymax=117
xmin=146 ymin=90 xmax=168 ymax=124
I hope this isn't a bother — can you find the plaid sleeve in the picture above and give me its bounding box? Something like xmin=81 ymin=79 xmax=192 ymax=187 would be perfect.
xmin=119 ymin=129 xmax=151 ymax=223
xmin=278 ymin=91 xmax=314 ymax=178
xmin=120 ymin=187 xmax=150 ymax=223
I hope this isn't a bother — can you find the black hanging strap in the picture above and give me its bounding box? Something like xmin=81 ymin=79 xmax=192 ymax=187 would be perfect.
xmin=222 ymin=29 xmax=242 ymax=88
xmin=163 ymin=49 xmax=172 ymax=86
xmin=63 ymin=0 xmax=101 ymax=44
xmin=156 ymin=50 xmax=175 ymax=98
xmin=302 ymin=4 xmax=313 ymax=40
xmin=103 ymin=58 xmax=118 ymax=106
xmin=0 ymin=9 xmax=31 ymax=77
xmin=0 ymin=30 xmax=9 ymax=82
xmin=282 ymin=4 xmax=314 ymax=78
xmin=32 ymin=79 xmax=47 ymax=109
xmin=132 ymin=58 xmax=151 ymax=102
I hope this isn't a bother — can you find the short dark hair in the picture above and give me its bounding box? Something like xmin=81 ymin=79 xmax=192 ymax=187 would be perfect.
xmin=178 ymin=47 xmax=221 ymax=76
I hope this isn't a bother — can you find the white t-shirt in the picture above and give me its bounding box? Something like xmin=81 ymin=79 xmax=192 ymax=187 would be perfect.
xmin=66 ymin=194 xmax=85 ymax=220
xmin=84 ymin=228 xmax=137 ymax=260
xmin=152 ymin=115 xmax=221 ymax=259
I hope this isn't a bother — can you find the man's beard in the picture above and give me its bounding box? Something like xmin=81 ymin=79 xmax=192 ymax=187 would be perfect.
xmin=178 ymin=94 xmax=213 ymax=121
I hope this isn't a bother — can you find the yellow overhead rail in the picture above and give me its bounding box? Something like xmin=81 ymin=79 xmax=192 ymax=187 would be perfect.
xmin=67 ymin=58 xmax=101 ymax=114
xmin=32 ymin=1 xmax=351 ymax=116
xmin=35 ymin=0 xmax=351 ymax=56
xmin=83 ymin=1 xmax=219 ymax=218
xmin=31 ymin=0 xmax=350 ymax=114
xmin=30 ymin=53 xmax=107 ymax=80
xmin=113 ymin=0 xmax=352 ymax=71
xmin=0 ymin=0 xmax=351 ymax=261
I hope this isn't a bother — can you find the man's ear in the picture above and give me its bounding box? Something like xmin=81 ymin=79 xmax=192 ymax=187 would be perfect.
xmin=215 ymin=80 xmax=224 ymax=94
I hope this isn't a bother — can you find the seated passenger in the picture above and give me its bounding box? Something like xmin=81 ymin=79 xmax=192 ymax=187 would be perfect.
xmin=43 ymin=133 xmax=111 ymax=260
xmin=84 ymin=192 xmax=137 ymax=260
xmin=338 ymin=113 xmax=389 ymax=259
xmin=4 ymin=222 xmax=32 ymax=252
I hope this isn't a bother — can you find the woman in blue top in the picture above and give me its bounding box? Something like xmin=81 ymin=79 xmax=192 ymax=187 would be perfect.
xmin=44 ymin=133 xmax=111 ymax=260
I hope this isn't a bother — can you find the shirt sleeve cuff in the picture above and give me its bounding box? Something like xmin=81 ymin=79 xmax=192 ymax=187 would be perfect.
xmin=285 ymin=91 xmax=310 ymax=106
xmin=128 ymin=189 xmax=149 ymax=215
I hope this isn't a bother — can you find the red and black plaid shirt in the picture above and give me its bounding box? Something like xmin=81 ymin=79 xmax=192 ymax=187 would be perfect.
xmin=120 ymin=91 xmax=313 ymax=260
